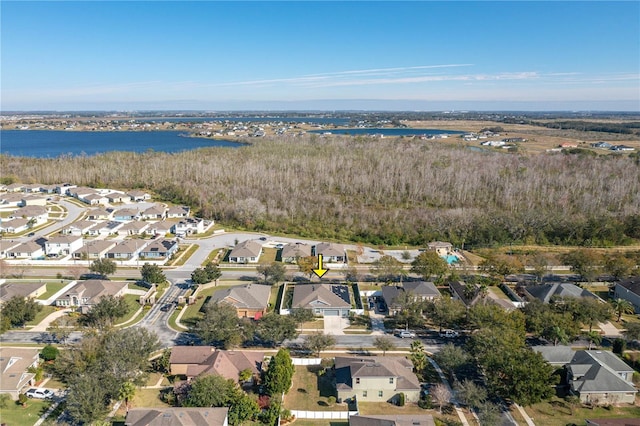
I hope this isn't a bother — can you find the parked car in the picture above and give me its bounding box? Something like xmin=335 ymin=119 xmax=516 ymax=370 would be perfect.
xmin=25 ymin=388 xmax=55 ymax=399
xmin=397 ymin=330 xmax=416 ymax=338
xmin=439 ymin=330 xmax=459 ymax=338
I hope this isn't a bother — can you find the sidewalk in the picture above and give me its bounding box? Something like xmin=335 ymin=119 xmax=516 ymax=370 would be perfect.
xmin=428 ymin=358 xmax=470 ymax=426
xmin=29 ymin=308 xmax=71 ymax=332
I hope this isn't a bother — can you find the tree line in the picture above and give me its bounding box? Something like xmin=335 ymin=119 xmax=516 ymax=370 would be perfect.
xmin=2 ymin=134 xmax=639 ymax=247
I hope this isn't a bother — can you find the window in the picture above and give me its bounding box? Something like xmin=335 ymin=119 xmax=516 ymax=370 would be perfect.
xmin=378 ymin=391 xmax=383 ymax=398
xmin=362 ymin=391 xmax=367 ymax=398
xmin=355 ymin=377 xmax=360 ymax=384
xmin=389 ymin=378 xmax=394 ymax=384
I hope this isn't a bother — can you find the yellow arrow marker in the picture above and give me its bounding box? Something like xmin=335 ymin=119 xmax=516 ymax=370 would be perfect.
xmin=313 ymin=254 xmax=329 ymax=279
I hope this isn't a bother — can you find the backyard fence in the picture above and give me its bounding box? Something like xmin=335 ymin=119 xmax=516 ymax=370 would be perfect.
xmin=290 ymin=410 xmax=359 ymax=420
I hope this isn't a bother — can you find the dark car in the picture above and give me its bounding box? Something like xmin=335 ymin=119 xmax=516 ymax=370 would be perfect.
xmin=160 ymin=304 xmax=172 ymax=312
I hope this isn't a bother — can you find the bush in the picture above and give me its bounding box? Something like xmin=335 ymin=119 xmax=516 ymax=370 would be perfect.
xmin=398 ymin=392 xmax=405 ymax=406
xmin=418 ymin=398 xmax=433 ymax=409
xmin=327 ymin=396 xmax=336 ymax=405
xmin=18 ymin=393 xmax=28 ymax=406
xmin=613 ymin=338 xmax=626 ymax=355
xmin=40 ymin=344 xmax=59 ymax=361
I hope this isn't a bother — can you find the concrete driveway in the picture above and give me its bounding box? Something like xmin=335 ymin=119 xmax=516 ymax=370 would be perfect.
xmin=323 ymin=316 xmax=349 ymax=335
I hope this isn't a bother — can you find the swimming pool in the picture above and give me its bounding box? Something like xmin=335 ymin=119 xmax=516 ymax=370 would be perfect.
xmin=444 ymin=255 xmax=459 ymax=264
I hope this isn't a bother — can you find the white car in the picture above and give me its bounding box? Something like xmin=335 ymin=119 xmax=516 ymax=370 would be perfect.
xmin=397 ymin=330 xmax=416 ymax=338
xmin=439 ymin=330 xmax=459 ymax=338
xmin=25 ymin=388 xmax=55 ymax=399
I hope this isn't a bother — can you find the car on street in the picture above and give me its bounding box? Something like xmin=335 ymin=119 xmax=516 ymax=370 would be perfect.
xmin=160 ymin=304 xmax=173 ymax=312
xmin=25 ymin=388 xmax=55 ymax=399
xmin=397 ymin=330 xmax=416 ymax=338
xmin=439 ymin=330 xmax=459 ymax=338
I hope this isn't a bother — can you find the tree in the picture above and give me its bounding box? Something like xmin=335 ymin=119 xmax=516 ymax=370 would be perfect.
xmin=154 ymin=348 xmax=171 ymax=373
xmin=455 ymin=379 xmax=487 ymax=410
xmin=370 ymin=255 xmax=404 ymax=283
xmin=140 ymin=263 xmax=166 ymax=284
xmin=297 ymin=256 xmax=316 ymax=280
xmin=529 ymin=252 xmax=550 ymax=283
xmin=477 ymin=401 xmax=501 ymax=425
xmin=0 ymin=393 xmax=10 ymax=409
xmin=289 ymin=308 xmax=314 ymax=330
xmin=611 ymin=298 xmax=634 ymax=322
xmin=191 ymin=267 xmax=210 ymax=285
xmin=479 ymin=253 xmax=524 ymax=281
xmin=623 ymin=322 xmax=640 ymax=341
xmin=433 ymin=344 xmax=469 ymax=379
xmin=195 ymin=302 xmax=253 ymax=349
xmin=65 ymin=375 xmax=111 ymax=424
xmin=228 ymin=390 xmax=260 ymax=426
xmin=564 ymin=297 xmax=611 ymax=332
xmin=118 ymin=381 xmax=136 ymax=411
xmin=410 ymin=251 xmax=448 ymax=282
xmin=263 ymin=348 xmax=295 ymax=396
xmin=256 ymin=313 xmax=298 ymax=346
xmin=561 ymin=249 xmax=602 ymax=283
xmin=256 ymin=262 xmax=286 ymax=285
xmin=1 ymin=295 xmax=42 ymax=328
xmin=203 ymin=262 xmax=222 ymax=283
xmin=543 ymin=325 xmax=569 ymax=346
xmin=183 ymin=374 xmax=236 ymax=407
xmin=585 ymin=330 xmax=602 ymax=350
xmin=425 ymin=296 xmax=466 ymax=332
xmin=409 ymin=340 xmax=428 ymax=378
xmin=89 ymin=258 xmax=117 ymax=278
xmin=431 ymin=383 xmax=451 ymax=413
xmin=82 ymin=295 xmax=130 ymax=329
xmin=373 ymin=336 xmax=396 ymax=356
xmin=393 ymin=291 xmax=425 ymax=330
xmin=40 ymin=344 xmax=59 ymax=361
xmin=603 ymin=254 xmax=636 ymax=280
xmin=303 ymin=333 xmax=336 ymax=357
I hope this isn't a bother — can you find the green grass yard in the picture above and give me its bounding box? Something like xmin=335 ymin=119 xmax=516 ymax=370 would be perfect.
xmin=0 ymin=398 xmax=52 ymax=426
xmin=37 ymin=281 xmax=70 ymax=300
xmin=524 ymin=397 xmax=640 ymax=426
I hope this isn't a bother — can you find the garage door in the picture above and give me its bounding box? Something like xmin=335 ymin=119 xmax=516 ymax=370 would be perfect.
xmin=324 ymin=309 xmax=340 ymax=316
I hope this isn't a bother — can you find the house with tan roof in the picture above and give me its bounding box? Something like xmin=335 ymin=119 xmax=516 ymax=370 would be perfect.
xmin=0 ymin=218 xmax=30 ymax=234
xmin=0 ymin=192 xmax=25 ymax=207
xmin=314 ymin=242 xmax=346 ymax=263
xmin=113 ymin=208 xmax=140 ymax=222
xmin=0 ymin=347 xmax=40 ymax=400
xmin=210 ymin=284 xmax=271 ymax=319
xmin=72 ymin=240 xmax=117 ymax=260
xmin=9 ymin=205 xmax=48 ymax=225
xmin=0 ymin=240 xmax=22 ymax=258
xmin=105 ymin=192 xmax=131 ymax=204
xmin=87 ymin=220 xmax=124 ymax=236
xmin=0 ymin=282 xmax=47 ymax=305
xmin=61 ymin=220 xmax=96 ymax=236
xmin=86 ymin=208 xmax=111 ymax=220
xmin=54 ymin=279 xmax=128 ymax=310
xmin=335 ymin=356 xmax=421 ymax=403
xmin=427 ymin=241 xmax=453 ymax=256
xmin=127 ymin=190 xmax=152 ymax=202
xmin=6 ymin=241 xmax=44 ymax=259
xmin=147 ymin=220 xmax=175 ymax=236
xmin=281 ymin=242 xmax=312 ymax=263
xmin=170 ymin=346 xmax=264 ymax=384
xmin=166 ymin=205 xmax=190 ymax=218
xmin=350 ymin=415 xmax=435 ymax=426
xmin=125 ymin=407 xmax=229 ymax=426
xmin=117 ymin=220 xmax=151 ymax=236
xmin=229 ymin=240 xmax=263 ymax=263
xmin=19 ymin=194 xmax=48 ymax=206
xmin=141 ymin=204 xmax=167 ymax=220
xmin=290 ymin=283 xmax=351 ymax=317
xmin=45 ymin=235 xmax=83 ymax=256
xmin=82 ymin=193 xmax=109 ymax=205
xmin=106 ymin=240 xmax=147 ymax=259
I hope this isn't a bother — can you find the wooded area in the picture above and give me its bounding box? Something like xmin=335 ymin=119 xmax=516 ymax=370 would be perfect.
xmin=2 ymin=134 xmax=639 ymax=247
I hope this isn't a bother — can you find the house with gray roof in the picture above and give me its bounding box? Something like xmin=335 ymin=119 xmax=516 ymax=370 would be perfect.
xmin=141 ymin=204 xmax=167 ymax=220
xmin=6 ymin=241 xmax=44 ymax=259
xmin=335 ymin=356 xmax=421 ymax=403
xmin=127 ymin=190 xmax=152 ymax=202
xmin=314 ymin=242 xmax=346 ymax=263
xmin=54 ymin=279 xmax=128 ymax=311
xmin=211 ymin=283 xmax=271 ymax=319
xmin=61 ymin=220 xmax=96 ymax=236
xmin=281 ymin=242 xmax=312 ymax=263
xmin=427 ymin=241 xmax=453 ymax=256
xmin=9 ymin=205 xmax=48 ymax=225
xmin=532 ymin=345 xmax=576 ymax=367
xmin=523 ymin=283 xmax=599 ymax=304
xmin=106 ymin=240 xmax=147 ymax=259
xmin=614 ymin=277 xmax=640 ymax=314
xmin=86 ymin=208 xmax=111 ymax=220
xmin=350 ymin=415 xmax=435 ymax=426
xmin=113 ymin=208 xmax=139 ymax=222
xmin=117 ymin=220 xmax=151 ymax=236
xmin=228 ymin=240 xmax=263 ymax=263
xmin=0 ymin=282 xmax=47 ymax=305
xmin=73 ymin=240 xmax=117 ymax=260
xmin=139 ymin=238 xmax=178 ymax=259
xmin=382 ymin=281 xmax=441 ymax=315
xmin=0 ymin=240 xmax=22 ymax=258
xmin=449 ymin=280 xmax=516 ymax=311
xmin=0 ymin=218 xmax=30 ymax=234
xmin=125 ymin=407 xmax=229 ymax=426
xmin=567 ymin=350 xmax=637 ymax=405
xmin=290 ymin=283 xmax=351 ymax=317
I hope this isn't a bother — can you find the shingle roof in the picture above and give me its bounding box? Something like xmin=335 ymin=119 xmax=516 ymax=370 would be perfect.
xmin=211 ymin=284 xmax=271 ymax=310
xmin=350 ymin=415 xmax=436 ymax=426
xmin=525 ymin=283 xmax=598 ymax=303
xmin=0 ymin=348 xmax=39 ymax=394
xmin=569 ymin=350 xmax=637 ymax=394
xmin=335 ymin=356 xmax=420 ymax=393
xmin=0 ymin=282 xmax=46 ymax=303
xmin=230 ymin=240 xmax=263 ymax=258
xmin=315 ymin=242 xmax=345 ymax=257
xmin=170 ymin=346 xmax=264 ymax=381
xmin=617 ymin=277 xmax=640 ymax=297
xmin=532 ymin=345 xmax=576 ymax=365
xmin=291 ymin=284 xmax=351 ymax=309
xmin=281 ymin=243 xmax=312 ymax=259
xmin=125 ymin=407 xmax=229 ymax=426
xmin=57 ymin=280 xmax=128 ymax=305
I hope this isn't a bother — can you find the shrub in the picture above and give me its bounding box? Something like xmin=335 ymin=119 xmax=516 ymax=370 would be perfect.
xmin=40 ymin=344 xmax=59 ymax=361
xmin=18 ymin=393 xmax=28 ymax=406
xmin=613 ymin=338 xmax=626 ymax=355
xmin=418 ymin=398 xmax=432 ymax=409
xmin=398 ymin=392 xmax=405 ymax=406
xmin=327 ymin=396 xmax=336 ymax=405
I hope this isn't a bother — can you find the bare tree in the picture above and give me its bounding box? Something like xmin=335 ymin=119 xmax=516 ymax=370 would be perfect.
xmin=431 ymin=383 xmax=452 ymax=413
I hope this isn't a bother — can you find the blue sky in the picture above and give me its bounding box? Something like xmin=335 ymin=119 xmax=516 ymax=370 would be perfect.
xmin=1 ymin=1 xmax=639 ymax=111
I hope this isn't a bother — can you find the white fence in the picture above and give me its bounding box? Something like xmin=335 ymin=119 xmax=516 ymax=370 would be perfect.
xmin=290 ymin=410 xmax=358 ymax=420
xmin=291 ymin=358 xmax=322 ymax=365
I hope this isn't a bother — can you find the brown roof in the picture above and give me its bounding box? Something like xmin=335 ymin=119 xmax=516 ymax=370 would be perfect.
xmin=291 ymin=284 xmax=351 ymax=309
xmin=335 ymin=356 xmax=420 ymax=392
xmin=281 ymin=243 xmax=312 ymax=259
xmin=211 ymin=284 xmax=271 ymax=311
xmin=171 ymin=346 xmax=264 ymax=381
xmin=230 ymin=240 xmax=263 ymax=258
xmin=77 ymin=240 xmax=117 ymax=255
xmin=0 ymin=282 xmax=46 ymax=303
xmin=57 ymin=280 xmax=128 ymax=305
xmin=315 ymin=242 xmax=345 ymax=257
xmin=125 ymin=407 xmax=229 ymax=426
xmin=0 ymin=348 xmax=39 ymax=394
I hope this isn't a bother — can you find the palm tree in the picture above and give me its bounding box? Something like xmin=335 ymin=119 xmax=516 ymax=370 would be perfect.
xmin=585 ymin=330 xmax=602 ymax=350
xmin=611 ymin=298 xmax=634 ymax=322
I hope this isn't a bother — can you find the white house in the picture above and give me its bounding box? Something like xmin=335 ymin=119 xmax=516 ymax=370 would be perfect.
xmin=9 ymin=205 xmax=48 ymax=225
xmin=0 ymin=218 xmax=30 ymax=234
xmin=172 ymin=217 xmax=205 ymax=236
xmin=45 ymin=235 xmax=84 ymax=256
xmin=6 ymin=241 xmax=44 ymax=259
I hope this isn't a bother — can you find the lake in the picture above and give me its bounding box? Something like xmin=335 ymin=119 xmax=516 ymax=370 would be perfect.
xmin=308 ymin=128 xmax=463 ymax=137
xmin=0 ymin=130 xmax=244 ymax=158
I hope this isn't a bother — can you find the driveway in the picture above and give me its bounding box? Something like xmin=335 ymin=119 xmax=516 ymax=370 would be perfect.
xmin=323 ymin=315 xmax=349 ymax=335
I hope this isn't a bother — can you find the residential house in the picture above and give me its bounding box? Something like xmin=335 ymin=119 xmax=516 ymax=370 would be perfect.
xmin=0 ymin=240 xmax=22 ymax=258
xmin=81 ymin=193 xmax=109 ymax=205
xmin=614 ymin=277 xmax=640 ymax=314
xmin=39 ymin=184 xmax=58 ymax=194
xmin=117 ymin=221 xmax=151 ymax=236
xmin=611 ymin=145 xmax=635 ymax=152
xmin=54 ymin=279 xmax=128 ymax=310
xmin=139 ymin=239 xmax=179 ymax=259
xmin=532 ymin=345 xmax=576 ymax=367
xmin=585 ymin=419 xmax=640 ymax=426
xmin=172 ymin=217 xmax=205 ymax=236
xmin=335 ymin=356 xmax=421 ymax=403
xmin=127 ymin=190 xmax=152 ymax=202
xmin=0 ymin=282 xmax=47 ymax=305
xmin=19 ymin=194 xmax=48 ymax=206
xmin=210 ymin=284 xmax=271 ymax=319
xmin=350 ymin=415 xmax=435 ymax=426
xmin=86 ymin=208 xmax=111 ymax=220
xmin=125 ymin=407 xmax=229 ymax=426
xmin=0 ymin=193 xmax=25 ymax=207
xmin=70 ymin=186 xmax=97 ymax=199
xmin=141 ymin=204 xmax=167 ymax=220
xmin=55 ymin=183 xmax=77 ymax=195
xmin=281 ymin=242 xmax=312 ymax=263
xmin=87 ymin=220 xmax=124 ymax=236
xmin=6 ymin=241 xmax=44 ymax=259
xmin=10 ymin=205 xmax=48 ymax=225
xmin=45 ymin=235 xmax=83 ymax=256
xmin=61 ymin=220 xmax=95 ymax=236
xmin=426 ymin=241 xmax=453 ymax=256
xmin=381 ymin=281 xmax=441 ymax=315
xmin=522 ymin=283 xmax=600 ymax=304
xmin=4 ymin=183 xmax=26 ymax=192
xmin=567 ymin=350 xmax=637 ymax=405
xmin=591 ymin=141 xmax=612 ymax=149
xmin=0 ymin=348 xmax=40 ymax=400
xmin=170 ymin=346 xmax=264 ymax=383
xmin=314 ymin=242 xmax=346 ymax=263
xmin=105 ymin=192 xmax=131 ymax=204
xmin=0 ymin=218 xmax=30 ymax=234
xmin=113 ymin=208 xmax=139 ymax=222
xmin=106 ymin=240 xmax=146 ymax=259
xmin=147 ymin=220 xmax=175 ymax=236
xmin=166 ymin=205 xmax=191 ymax=218
xmin=291 ymin=283 xmax=351 ymax=317
xmin=228 ymin=240 xmax=263 ymax=263
xmin=72 ymin=240 xmax=117 ymax=260
xmin=449 ymin=280 xmax=516 ymax=310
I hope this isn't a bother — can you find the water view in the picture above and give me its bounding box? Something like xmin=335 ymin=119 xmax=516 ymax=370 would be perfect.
xmin=0 ymin=130 xmax=243 ymax=158
xmin=308 ymin=128 xmax=463 ymax=137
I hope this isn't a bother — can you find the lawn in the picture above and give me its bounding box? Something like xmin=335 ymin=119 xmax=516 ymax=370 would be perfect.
xmin=259 ymin=247 xmax=278 ymax=263
xmin=26 ymin=305 xmax=57 ymax=326
xmin=113 ymin=387 xmax=172 ymax=419
xmin=114 ymin=294 xmax=144 ymax=325
xmin=201 ymin=248 xmax=222 ymax=266
xmin=284 ymin=365 xmax=346 ymax=412
xmin=166 ymin=244 xmax=199 ymax=267
xmin=524 ymin=397 xmax=640 ymax=426
xmin=0 ymin=398 xmax=52 ymax=426
xmin=38 ymin=281 xmax=70 ymax=300
xmin=179 ymin=285 xmax=232 ymax=327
